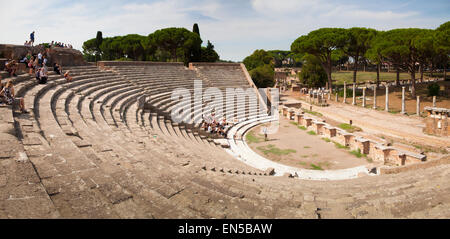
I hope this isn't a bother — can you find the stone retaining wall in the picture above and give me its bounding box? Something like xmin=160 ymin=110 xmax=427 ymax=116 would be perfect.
xmin=0 ymin=44 xmax=87 ymax=66
xmin=380 ymin=156 xmax=450 ymax=174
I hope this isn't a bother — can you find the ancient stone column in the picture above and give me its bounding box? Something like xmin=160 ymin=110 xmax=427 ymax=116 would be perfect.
xmin=335 ymin=92 xmax=338 ymax=102
xmin=352 ymin=83 xmax=356 ymax=105
xmin=401 ymin=86 xmax=406 ymax=114
xmin=362 ymin=87 xmax=366 ymax=108
xmin=433 ymin=96 xmax=436 ymax=108
xmin=373 ymin=86 xmax=377 ymax=109
xmin=343 ymin=82 xmax=347 ymax=103
xmin=385 ymin=85 xmax=389 ymax=112
xmin=416 ymin=96 xmax=421 ymax=116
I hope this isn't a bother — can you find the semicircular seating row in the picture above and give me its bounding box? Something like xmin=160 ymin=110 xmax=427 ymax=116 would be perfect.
xmin=5 ymin=64 xmax=450 ymax=219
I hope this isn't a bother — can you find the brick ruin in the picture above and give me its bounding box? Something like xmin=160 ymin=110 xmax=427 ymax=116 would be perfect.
xmin=424 ymin=107 xmax=449 ymax=136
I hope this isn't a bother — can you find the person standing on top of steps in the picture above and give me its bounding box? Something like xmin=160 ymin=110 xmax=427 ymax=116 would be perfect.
xmin=30 ymin=31 xmax=35 ymax=46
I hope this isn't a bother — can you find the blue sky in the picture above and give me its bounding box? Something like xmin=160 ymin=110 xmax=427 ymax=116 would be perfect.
xmin=1 ymin=0 xmax=448 ymax=61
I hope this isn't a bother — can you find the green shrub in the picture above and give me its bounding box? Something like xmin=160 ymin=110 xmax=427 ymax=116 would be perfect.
xmin=427 ymin=83 xmax=440 ymax=96
xmin=307 ymin=130 xmax=317 ymax=135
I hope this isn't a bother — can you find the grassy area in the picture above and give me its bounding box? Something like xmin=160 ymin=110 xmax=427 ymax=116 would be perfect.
xmin=304 ymin=146 xmax=311 ymax=149
xmin=333 ymin=141 xmax=349 ymax=149
xmin=349 ymin=148 xmax=364 ymax=158
xmin=321 ymin=137 xmax=331 ymax=142
xmin=245 ymin=131 xmax=263 ymax=144
xmin=290 ymin=121 xmax=308 ymax=130
xmin=310 ymin=163 xmax=323 ymax=170
xmin=302 ymin=108 xmax=323 ymax=117
xmin=332 ymin=71 xmax=411 ymax=86
xmin=256 ymin=144 xmax=296 ymax=156
xmin=338 ymin=123 xmax=362 ymax=133
xmin=307 ymin=130 xmax=317 ymax=135
xmin=349 ymin=148 xmax=373 ymax=162
xmin=388 ymin=109 xmax=401 ymax=114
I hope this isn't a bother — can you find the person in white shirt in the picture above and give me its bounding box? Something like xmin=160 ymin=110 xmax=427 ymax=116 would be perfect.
xmin=38 ymin=52 xmax=43 ymax=65
xmin=262 ymin=127 xmax=268 ymax=141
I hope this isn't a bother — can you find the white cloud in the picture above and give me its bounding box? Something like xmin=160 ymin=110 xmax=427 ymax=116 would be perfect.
xmin=251 ymin=0 xmax=321 ymax=14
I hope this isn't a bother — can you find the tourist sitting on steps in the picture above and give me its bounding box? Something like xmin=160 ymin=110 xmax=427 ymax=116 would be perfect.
xmin=0 ymin=80 xmax=28 ymax=113
xmin=35 ymin=66 xmax=41 ymax=81
xmin=53 ymin=63 xmax=62 ymax=75
xmin=64 ymin=70 xmax=73 ymax=82
xmin=0 ymin=78 xmax=5 ymax=106
xmin=5 ymin=60 xmax=18 ymax=77
xmin=39 ymin=66 xmax=48 ymax=84
xmin=28 ymin=56 xmax=35 ymax=75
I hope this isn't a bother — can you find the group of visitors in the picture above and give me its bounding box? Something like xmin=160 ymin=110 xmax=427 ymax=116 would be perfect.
xmin=7 ymin=50 xmax=72 ymax=84
xmin=24 ymin=31 xmax=73 ymax=49
xmin=201 ymin=113 xmax=231 ymax=137
xmin=23 ymin=41 xmax=33 ymax=46
xmin=0 ymin=76 xmax=28 ymax=113
xmin=19 ymin=51 xmax=48 ymax=83
xmin=50 ymin=41 xmax=73 ymax=49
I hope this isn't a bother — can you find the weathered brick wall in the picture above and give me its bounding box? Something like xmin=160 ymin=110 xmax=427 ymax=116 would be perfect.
xmin=423 ymin=107 xmax=449 ymax=136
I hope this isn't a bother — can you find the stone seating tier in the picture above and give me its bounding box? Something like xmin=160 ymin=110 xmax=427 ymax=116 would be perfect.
xmin=2 ymin=62 xmax=449 ymax=218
